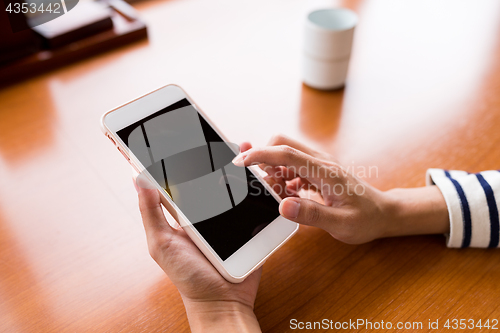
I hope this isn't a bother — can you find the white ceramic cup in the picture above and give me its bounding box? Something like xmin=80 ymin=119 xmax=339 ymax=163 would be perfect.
xmin=303 ymin=8 xmax=358 ymax=90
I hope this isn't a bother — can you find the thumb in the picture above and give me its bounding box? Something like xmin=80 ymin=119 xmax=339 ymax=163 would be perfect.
xmin=135 ymin=182 xmax=174 ymax=257
xmin=279 ymin=197 xmax=331 ymax=228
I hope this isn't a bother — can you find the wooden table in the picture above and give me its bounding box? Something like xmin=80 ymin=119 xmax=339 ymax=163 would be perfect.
xmin=1 ymin=0 xmax=500 ymax=331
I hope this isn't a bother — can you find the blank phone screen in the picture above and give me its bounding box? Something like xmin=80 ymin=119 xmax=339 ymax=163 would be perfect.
xmin=117 ymin=98 xmax=280 ymax=260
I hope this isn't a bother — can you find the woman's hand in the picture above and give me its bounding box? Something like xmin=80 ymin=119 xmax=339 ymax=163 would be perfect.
xmin=136 ymin=183 xmax=262 ymax=333
xmin=237 ymin=135 xmax=449 ymax=244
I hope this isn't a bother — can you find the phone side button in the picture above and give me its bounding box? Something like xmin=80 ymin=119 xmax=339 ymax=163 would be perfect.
xmin=107 ymin=134 xmax=116 ymax=145
xmin=117 ymin=147 xmax=130 ymax=161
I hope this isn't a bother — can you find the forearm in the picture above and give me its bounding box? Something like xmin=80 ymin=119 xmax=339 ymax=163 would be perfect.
xmin=382 ymin=186 xmax=450 ymax=238
xmin=183 ymin=300 xmax=262 ymax=333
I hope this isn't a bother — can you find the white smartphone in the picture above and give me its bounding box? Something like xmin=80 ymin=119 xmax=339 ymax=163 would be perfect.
xmin=100 ymin=84 xmax=298 ymax=283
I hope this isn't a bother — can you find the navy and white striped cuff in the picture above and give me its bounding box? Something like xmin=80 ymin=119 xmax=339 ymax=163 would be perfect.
xmin=426 ymin=169 xmax=500 ymax=248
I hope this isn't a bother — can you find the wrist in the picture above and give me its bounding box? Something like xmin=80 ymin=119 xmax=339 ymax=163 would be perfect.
xmin=183 ymin=299 xmax=261 ymax=333
xmin=382 ymin=186 xmax=450 ymax=238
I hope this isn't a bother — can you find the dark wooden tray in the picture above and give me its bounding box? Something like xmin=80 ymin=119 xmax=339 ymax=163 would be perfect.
xmin=0 ymin=1 xmax=147 ymax=86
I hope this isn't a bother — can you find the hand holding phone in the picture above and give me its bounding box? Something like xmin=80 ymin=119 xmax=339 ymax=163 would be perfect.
xmin=136 ymin=184 xmax=262 ymax=332
xmin=101 ymin=85 xmax=297 ymax=283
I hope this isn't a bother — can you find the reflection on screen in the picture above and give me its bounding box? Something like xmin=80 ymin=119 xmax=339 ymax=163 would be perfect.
xmin=117 ymin=99 xmax=280 ymax=260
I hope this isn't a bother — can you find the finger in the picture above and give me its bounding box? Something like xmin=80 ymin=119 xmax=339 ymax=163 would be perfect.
xmin=233 ymin=146 xmax=331 ymax=182
xmin=267 ymin=134 xmax=322 ymax=158
xmin=137 ymin=186 xmax=175 ymax=254
xmin=258 ymin=164 xmax=297 ymax=185
xmin=286 ymin=177 xmax=307 ymax=192
xmin=263 ymin=175 xmax=283 ymax=193
xmin=262 ymin=175 xmax=277 ymax=187
xmin=135 ymin=172 xmax=157 ymax=189
xmin=240 ymin=142 xmax=253 ymax=153
xmin=279 ymin=197 xmax=333 ymax=230
xmin=287 ymin=177 xmax=318 ymax=193
xmin=262 ymin=165 xmax=298 ymax=182
xmin=282 ymin=183 xmax=300 ymax=198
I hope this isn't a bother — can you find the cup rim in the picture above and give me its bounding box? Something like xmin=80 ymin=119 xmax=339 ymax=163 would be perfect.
xmin=307 ymin=8 xmax=358 ymax=32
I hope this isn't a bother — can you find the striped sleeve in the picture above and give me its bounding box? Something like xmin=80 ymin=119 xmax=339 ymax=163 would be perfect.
xmin=426 ymin=169 xmax=500 ymax=248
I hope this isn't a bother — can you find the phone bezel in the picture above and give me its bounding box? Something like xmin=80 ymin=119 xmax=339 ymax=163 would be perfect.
xmin=100 ymin=84 xmax=298 ymax=283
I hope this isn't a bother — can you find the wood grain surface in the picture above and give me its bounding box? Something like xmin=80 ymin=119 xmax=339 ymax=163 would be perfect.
xmin=1 ymin=0 xmax=499 ymax=332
